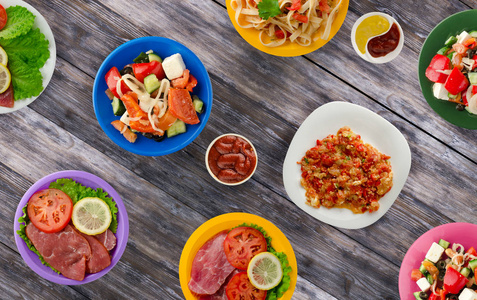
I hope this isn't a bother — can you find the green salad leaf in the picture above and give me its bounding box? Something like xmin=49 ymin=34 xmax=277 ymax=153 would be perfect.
xmin=1 ymin=27 xmax=49 ymax=69
xmin=257 ymin=0 xmax=282 ymax=20
xmin=0 ymin=6 xmax=35 ymax=40
xmin=234 ymin=222 xmax=292 ymax=300
xmin=49 ymin=178 xmax=118 ymax=233
xmin=16 ymin=205 xmax=60 ymax=274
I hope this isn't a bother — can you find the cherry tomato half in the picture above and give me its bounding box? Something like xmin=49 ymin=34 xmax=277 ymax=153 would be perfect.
xmin=0 ymin=5 xmax=7 ymax=31
xmin=27 ymin=189 xmax=73 ymax=233
xmin=223 ymin=227 xmax=267 ymax=270
xmin=225 ymin=272 xmax=267 ymax=300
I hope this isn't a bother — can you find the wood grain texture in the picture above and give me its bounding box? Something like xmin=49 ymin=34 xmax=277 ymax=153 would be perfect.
xmin=1 ymin=0 xmax=476 ymax=299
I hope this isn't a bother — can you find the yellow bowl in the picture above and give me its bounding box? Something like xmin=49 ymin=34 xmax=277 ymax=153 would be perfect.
xmin=226 ymin=0 xmax=349 ymax=57
xmin=179 ymin=212 xmax=297 ymax=299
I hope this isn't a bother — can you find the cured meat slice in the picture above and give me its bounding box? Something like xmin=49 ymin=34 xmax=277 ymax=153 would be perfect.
xmin=94 ymin=229 xmax=117 ymax=251
xmin=188 ymin=231 xmax=235 ymax=295
xmin=199 ymin=269 xmax=240 ymax=300
xmin=25 ymin=223 xmax=91 ymax=281
xmin=79 ymin=232 xmax=111 ymax=274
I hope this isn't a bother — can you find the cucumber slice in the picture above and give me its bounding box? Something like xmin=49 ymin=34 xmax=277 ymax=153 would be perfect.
xmin=460 ymin=267 xmax=471 ymax=278
xmin=448 ymin=92 xmax=458 ymax=99
xmin=193 ymin=97 xmax=204 ymax=113
xmin=413 ymin=291 xmax=426 ymax=300
xmin=468 ymin=72 xmax=477 ymax=85
xmin=167 ymin=119 xmax=186 ymax=138
xmin=419 ymin=263 xmax=428 ymax=275
xmin=144 ymin=74 xmax=161 ymax=94
xmin=445 ymin=36 xmax=457 ymax=46
xmin=437 ymin=46 xmax=450 ymax=55
xmin=148 ymin=53 xmax=162 ymax=63
xmin=470 ymin=31 xmax=477 ymax=38
xmin=438 ymin=239 xmax=450 ymax=249
xmin=426 ymin=273 xmax=433 ymax=284
xmin=468 ymin=259 xmax=477 ymax=272
xmin=112 ymin=97 xmax=126 ymax=116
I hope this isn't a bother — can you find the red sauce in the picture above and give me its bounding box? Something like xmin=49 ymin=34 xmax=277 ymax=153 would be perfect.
xmin=367 ymin=22 xmax=400 ymax=58
xmin=207 ymin=135 xmax=257 ymax=184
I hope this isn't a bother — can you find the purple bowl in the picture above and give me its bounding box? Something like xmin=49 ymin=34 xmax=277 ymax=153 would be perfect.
xmin=14 ymin=170 xmax=129 ymax=285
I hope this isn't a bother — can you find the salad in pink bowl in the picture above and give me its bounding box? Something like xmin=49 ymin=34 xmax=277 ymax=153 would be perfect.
xmin=399 ymin=223 xmax=477 ymax=300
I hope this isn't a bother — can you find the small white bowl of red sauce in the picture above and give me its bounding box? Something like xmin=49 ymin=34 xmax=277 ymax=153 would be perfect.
xmin=351 ymin=12 xmax=404 ymax=64
xmin=205 ymin=133 xmax=258 ymax=186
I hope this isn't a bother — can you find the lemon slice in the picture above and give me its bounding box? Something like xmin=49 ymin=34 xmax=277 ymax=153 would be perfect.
xmin=0 ymin=46 xmax=8 ymax=66
xmin=247 ymin=252 xmax=283 ymax=290
xmin=0 ymin=63 xmax=11 ymax=94
xmin=72 ymin=197 xmax=112 ymax=235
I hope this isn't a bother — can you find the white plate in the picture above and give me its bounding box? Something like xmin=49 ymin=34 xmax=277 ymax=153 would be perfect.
xmin=0 ymin=0 xmax=56 ymax=114
xmin=282 ymin=101 xmax=411 ymax=229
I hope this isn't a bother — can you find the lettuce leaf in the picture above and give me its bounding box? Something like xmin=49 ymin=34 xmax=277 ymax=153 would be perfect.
xmin=234 ymin=222 xmax=292 ymax=300
xmin=16 ymin=205 xmax=60 ymax=274
xmin=8 ymin=57 xmax=43 ymax=100
xmin=49 ymin=178 xmax=118 ymax=233
xmin=0 ymin=6 xmax=35 ymax=40
xmin=1 ymin=27 xmax=49 ymax=69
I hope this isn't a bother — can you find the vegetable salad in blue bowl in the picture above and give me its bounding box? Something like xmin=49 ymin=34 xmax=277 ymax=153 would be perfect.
xmin=93 ymin=36 xmax=213 ymax=156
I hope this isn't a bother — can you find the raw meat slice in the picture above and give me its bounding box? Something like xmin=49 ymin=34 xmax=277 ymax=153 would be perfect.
xmin=188 ymin=231 xmax=235 ymax=295
xmin=79 ymin=232 xmax=111 ymax=274
xmin=25 ymin=223 xmax=91 ymax=281
xmin=94 ymin=229 xmax=117 ymax=251
xmin=199 ymin=269 xmax=240 ymax=300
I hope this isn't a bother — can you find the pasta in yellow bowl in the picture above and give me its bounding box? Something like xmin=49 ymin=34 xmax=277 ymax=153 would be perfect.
xmin=226 ymin=0 xmax=349 ymax=56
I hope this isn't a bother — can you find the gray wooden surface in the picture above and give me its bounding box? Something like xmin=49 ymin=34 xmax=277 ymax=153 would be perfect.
xmin=1 ymin=0 xmax=477 ymax=299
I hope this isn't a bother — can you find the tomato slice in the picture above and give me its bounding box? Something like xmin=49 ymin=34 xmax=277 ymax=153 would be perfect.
xmin=0 ymin=5 xmax=7 ymax=30
xmin=225 ymin=272 xmax=267 ymax=300
xmin=27 ymin=189 xmax=73 ymax=233
xmin=167 ymin=88 xmax=200 ymax=125
xmin=223 ymin=227 xmax=268 ymax=270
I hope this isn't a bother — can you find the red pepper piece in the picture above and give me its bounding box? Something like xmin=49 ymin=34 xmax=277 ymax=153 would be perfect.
xmin=132 ymin=60 xmax=166 ymax=83
xmin=425 ymin=54 xmax=451 ymax=83
xmin=444 ymin=67 xmax=469 ymax=95
xmin=443 ymin=267 xmax=469 ymax=294
xmin=105 ymin=66 xmax=130 ymax=98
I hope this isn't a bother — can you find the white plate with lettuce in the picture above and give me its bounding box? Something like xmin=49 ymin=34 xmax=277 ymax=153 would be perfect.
xmin=0 ymin=0 xmax=56 ymax=114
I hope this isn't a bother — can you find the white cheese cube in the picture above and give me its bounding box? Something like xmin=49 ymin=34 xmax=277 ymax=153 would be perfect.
xmin=416 ymin=277 xmax=431 ymax=292
xmin=433 ymin=83 xmax=449 ymax=100
xmin=425 ymin=242 xmax=445 ymax=263
xmin=162 ymin=53 xmax=186 ymax=80
xmin=457 ymin=31 xmax=473 ymax=44
xmin=459 ymin=288 xmax=477 ymax=300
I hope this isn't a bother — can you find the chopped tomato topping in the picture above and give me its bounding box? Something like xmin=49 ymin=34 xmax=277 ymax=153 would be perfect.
xmin=292 ymin=12 xmax=308 ymax=23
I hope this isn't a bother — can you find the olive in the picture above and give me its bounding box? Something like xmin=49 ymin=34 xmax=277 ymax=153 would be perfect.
xmin=438 ymin=269 xmax=446 ymax=281
xmin=456 ymin=103 xmax=465 ymax=111
xmin=436 ymin=260 xmax=446 ymax=270
xmin=419 ymin=291 xmax=429 ymax=299
xmin=119 ymin=66 xmax=134 ymax=76
xmin=142 ymin=132 xmax=166 ymax=142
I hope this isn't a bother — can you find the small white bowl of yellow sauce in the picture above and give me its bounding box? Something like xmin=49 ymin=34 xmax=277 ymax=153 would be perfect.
xmin=351 ymin=12 xmax=404 ymax=63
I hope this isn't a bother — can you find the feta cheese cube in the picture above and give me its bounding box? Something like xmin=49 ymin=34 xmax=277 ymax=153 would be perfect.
xmin=416 ymin=277 xmax=431 ymax=292
xmin=425 ymin=242 xmax=445 ymax=263
xmin=459 ymin=288 xmax=477 ymax=300
xmin=162 ymin=53 xmax=186 ymax=80
xmin=433 ymin=83 xmax=450 ymax=100
xmin=457 ymin=31 xmax=473 ymax=44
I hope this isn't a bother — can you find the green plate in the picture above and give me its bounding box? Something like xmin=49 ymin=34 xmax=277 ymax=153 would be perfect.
xmin=418 ymin=9 xmax=477 ymax=129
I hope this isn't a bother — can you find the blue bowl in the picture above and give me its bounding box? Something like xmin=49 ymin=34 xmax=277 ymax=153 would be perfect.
xmin=93 ymin=37 xmax=213 ymax=156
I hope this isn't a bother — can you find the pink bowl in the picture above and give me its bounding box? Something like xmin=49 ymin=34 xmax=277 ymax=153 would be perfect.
xmin=14 ymin=170 xmax=129 ymax=285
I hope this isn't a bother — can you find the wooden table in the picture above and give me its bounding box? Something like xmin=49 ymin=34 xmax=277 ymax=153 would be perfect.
xmin=1 ymin=0 xmax=477 ymax=299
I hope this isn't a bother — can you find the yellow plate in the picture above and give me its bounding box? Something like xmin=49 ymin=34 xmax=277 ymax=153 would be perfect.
xmin=226 ymin=0 xmax=349 ymax=57
xmin=179 ymin=212 xmax=298 ymax=299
